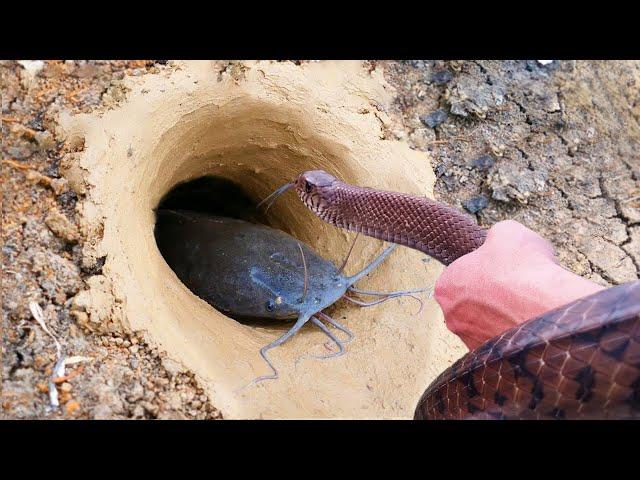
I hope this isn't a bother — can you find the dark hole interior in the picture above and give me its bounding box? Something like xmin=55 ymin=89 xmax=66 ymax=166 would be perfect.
xmin=154 ymin=176 xmax=286 ymax=326
xmin=156 ymin=175 xmax=267 ymax=224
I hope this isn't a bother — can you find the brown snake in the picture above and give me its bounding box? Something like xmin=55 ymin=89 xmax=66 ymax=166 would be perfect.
xmin=267 ymin=170 xmax=640 ymax=419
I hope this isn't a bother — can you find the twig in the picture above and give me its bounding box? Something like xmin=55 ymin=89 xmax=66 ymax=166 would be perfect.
xmin=35 ymin=86 xmax=56 ymax=101
xmin=52 ymin=365 xmax=85 ymax=384
xmin=67 ymin=87 xmax=86 ymax=102
xmin=29 ymin=302 xmax=94 ymax=409
xmin=2 ymin=158 xmax=34 ymax=171
xmin=30 ymin=302 xmax=63 ymax=407
xmin=425 ymin=137 xmax=469 ymax=146
xmin=29 ymin=302 xmax=62 ymax=359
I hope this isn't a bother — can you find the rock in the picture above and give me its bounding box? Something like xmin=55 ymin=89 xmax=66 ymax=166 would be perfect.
xmin=419 ymin=109 xmax=448 ymax=128
xmin=448 ymin=74 xmax=508 ymax=118
xmin=464 ymin=196 xmax=489 ymax=214
xmin=582 ymin=237 xmax=637 ymax=284
xmin=157 ymin=409 xmax=188 ymax=420
xmin=45 ymin=209 xmax=79 ymax=243
xmin=408 ymin=128 xmax=437 ymax=150
xmin=165 ymin=391 xmax=183 ymax=411
xmin=543 ymin=93 xmax=561 ymax=113
xmin=31 ymin=250 xmax=82 ymax=303
xmin=17 ymin=60 xmax=45 ymax=76
xmin=131 ymin=404 xmax=145 ymax=418
xmin=127 ymin=382 xmax=144 ymax=402
xmin=24 ymin=169 xmax=69 ymax=195
xmin=471 ymin=154 xmax=495 ymax=171
xmin=621 ymin=203 xmax=640 ymax=223
xmin=489 ymin=164 xmax=547 ymax=204
xmin=17 ymin=61 xmax=45 ymax=88
xmin=432 ymin=69 xmax=453 ymax=85
xmin=93 ymin=404 xmax=118 ymax=420
xmin=34 ymin=131 xmax=56 ymax=151
xmin=65 ymin=400 xmax=81 ymax=415
xmin=71 ymin=275 xmax=125 ymax=333
xmin=75 ymin=63 xmax=99 ymax=79
xmin=161 ymin=357 xmax=185 ymax=377
xmin=141 ymin=401 xmax=159 ymax=416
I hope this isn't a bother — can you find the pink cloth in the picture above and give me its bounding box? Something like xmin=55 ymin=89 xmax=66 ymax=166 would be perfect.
xmin=434 ymin=220 xmax=604 ymax=349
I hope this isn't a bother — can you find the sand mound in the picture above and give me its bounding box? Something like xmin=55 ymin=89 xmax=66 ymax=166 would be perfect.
xmin=57 ymin=60 xmax=466 ymax=418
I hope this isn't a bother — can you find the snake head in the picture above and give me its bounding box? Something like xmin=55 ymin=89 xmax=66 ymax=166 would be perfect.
xmin=295 ymin=170 xmax=338 ymax=216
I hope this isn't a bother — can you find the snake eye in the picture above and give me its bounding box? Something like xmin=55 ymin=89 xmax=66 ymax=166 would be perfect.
xmin=265 ymin=299 xmax=276 ymax=312
xmin=304 ymin=181 xmax=313 ymax=193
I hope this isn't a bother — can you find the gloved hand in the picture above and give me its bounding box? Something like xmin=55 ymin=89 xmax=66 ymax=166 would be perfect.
xmin=434 ymin=220 xmax=604 ymax=349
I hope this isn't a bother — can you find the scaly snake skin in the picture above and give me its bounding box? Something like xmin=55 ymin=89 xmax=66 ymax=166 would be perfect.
xmin=291 ymin=170 xmax=640 ymax=419
xmin=294 ymin=171 xmax=486 ymax=266
xmin=415 ymin=280 xmax=640 ymax=419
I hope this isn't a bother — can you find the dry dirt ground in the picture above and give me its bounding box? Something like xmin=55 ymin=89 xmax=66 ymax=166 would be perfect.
xmin=2 ymin=60 xmax=639 ymax=419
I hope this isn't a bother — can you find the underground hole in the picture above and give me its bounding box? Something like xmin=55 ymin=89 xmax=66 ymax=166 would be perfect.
xmin=62 ymin=61 xmax=466 ymax=417
xmin=154 ymin=175 xmax=326 ymax=330
xmin=155 ymin=175 xmax=267 ymax=224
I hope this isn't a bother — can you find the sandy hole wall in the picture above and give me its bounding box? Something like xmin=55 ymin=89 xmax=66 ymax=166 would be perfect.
xmin=57 ymin=60 xmax=467 ymax=418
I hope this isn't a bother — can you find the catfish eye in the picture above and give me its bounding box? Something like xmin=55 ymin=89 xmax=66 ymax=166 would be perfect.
xmin=265 ymin=299 xmax=276 ymax=312
xmin=304 ymin=181 xmax=313 ymax=193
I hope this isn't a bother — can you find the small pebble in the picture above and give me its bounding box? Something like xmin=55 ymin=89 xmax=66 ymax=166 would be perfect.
xmin=132 ymin=404 xmax=145 ymax=418
xmin=69 ymin=324 xmax=79 ymax=338
xmin=471 ymin=154 xmax=495 ymax=171
xmin=420 ymin=109 xmax=448 ymax=129
xmin=432 ymin=69 xmax=453 ymax=85
xmin=127 ymin=382 xmax=144 ymax=402
xmin=130 ymin=345 xmax=139 ymax=354
xmin=162 ymin=357 xmax=183 ymax=377
xmin=65 ymin=400 xmax=81 ymax=415
xmin=45 ymin=209 xmax=79 ymax=243
xmin=464 ymin=196 xmax=489 ymax=214
xmin=141 ymin=401 xmax=159 ymax=416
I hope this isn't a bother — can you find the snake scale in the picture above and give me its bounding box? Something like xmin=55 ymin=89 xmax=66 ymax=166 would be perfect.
xmin=278 ymin=170 xmax=640 ymax=419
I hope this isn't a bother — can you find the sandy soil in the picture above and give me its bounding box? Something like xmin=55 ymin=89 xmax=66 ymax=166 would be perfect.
xmin=2 ymin=61 xmax=222 ymax=419
xmin=2 ymin=60 xmax=639 ymax=419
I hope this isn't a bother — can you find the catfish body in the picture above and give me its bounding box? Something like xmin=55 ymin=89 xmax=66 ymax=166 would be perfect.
xmin=154 ymin=209 xmax=348 ymax=321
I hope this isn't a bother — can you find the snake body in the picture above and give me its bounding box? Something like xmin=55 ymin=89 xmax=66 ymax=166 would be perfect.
xmin=289 ymin=170 xmax=640 ymax=419
xmin=290 ymin=171 xmax=486 ymax=266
